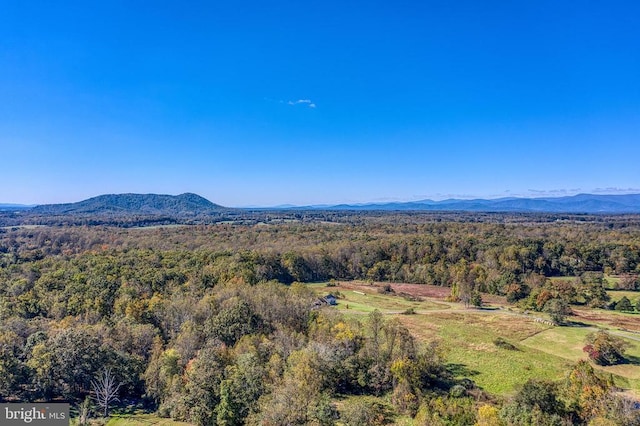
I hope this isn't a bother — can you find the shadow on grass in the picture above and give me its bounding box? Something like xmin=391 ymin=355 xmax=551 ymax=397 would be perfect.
xmin=447 ymin=363 xmax=480 ymax=377
xmin=623 ymin=354 xmax=640 ymax=366
xmin=565 ymin=320 xmax=592 ymax=327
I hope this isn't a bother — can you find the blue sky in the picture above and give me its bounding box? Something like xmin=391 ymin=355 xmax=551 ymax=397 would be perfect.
xmin=2 ymin=1 xmax=639 ymax=206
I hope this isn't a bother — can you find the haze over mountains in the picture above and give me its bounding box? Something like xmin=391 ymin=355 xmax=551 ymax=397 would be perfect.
xmin=315 ymin=193 xmax=640 ymax=213
xmin=3 ymin=193 xmax=640 ymax=217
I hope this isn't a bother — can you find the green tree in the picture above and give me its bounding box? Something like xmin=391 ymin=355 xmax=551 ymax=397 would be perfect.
xmin=207 ymin=298 xmax=263 ymax=346
xmin=470 ymin=291 xmax=483 ymax=308
xmin=255 ymin=349 xmax=332 ymax=425
xmin=0 ymin=331 xmax=26 ymax=401
xmin=47 ymin=328 xmax=107 ymax=398
xmin=544 ymin=299 xmax=571 ymax=325
xmin=180 ymin=345 xmax=229 ymax=426
xmin=614 ymin=296 xmax=633 ymax=312
xmin=216 ymin=353 xmax=265 ymax=426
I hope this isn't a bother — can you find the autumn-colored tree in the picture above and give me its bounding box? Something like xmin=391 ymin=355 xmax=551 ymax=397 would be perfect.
xmin=563 ymin=360 xmax=614 ymax=422
xmin=583 ymin=331 xmax=630 ymax=366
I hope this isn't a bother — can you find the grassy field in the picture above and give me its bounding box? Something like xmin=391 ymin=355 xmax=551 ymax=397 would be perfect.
xmin=607 ymin=289 xmax=640 ymax=303
xmin=309 ymin=282 xmax=640 ymax=397
xmin=105 ymin=414 xmax=192 ymax=425
xmin=550 ymin=275 xmax=625 ymax=289
xmin=310 ymin=285 xmax=450 ymax=314
xmin=401 ymin=311 xmax=568 ymax=394
xmin=69 ymin=413 xmax=192 ymax=426
xmin=522 ymin=326 xmax=640 ymax=390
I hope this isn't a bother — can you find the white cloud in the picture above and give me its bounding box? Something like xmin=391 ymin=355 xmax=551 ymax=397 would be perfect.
xmin=525 ymin=188 xmax=580 ymax=197
xmin=591 ymin=187 xmax=640 ymax=194
xmin=287 ymin=99 xmax=316 ymax=108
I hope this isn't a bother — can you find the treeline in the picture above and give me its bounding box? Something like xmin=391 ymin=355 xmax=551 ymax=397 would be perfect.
xmin=3 ymin=208 xmax=640 ymax=228
xmin=2 ymin=221 xmax=640 ymax=290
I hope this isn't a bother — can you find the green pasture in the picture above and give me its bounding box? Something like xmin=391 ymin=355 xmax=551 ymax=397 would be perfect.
xmin=522 ymin=326 xmax=640 ymax=390
xmin=308 ymin=283 xmax=450 ymax=314
xmin=607 ymin=289 xmax=640 ymax=303
xmin=69 ymin=413 xmax=193 ymax=426
xmin=309 ymin=282 xmax=640 ymax=396
xmin=106 ymin=414 xmax=192 ymax=425
xmin=401 ymin=312 xmax=568 ymax=395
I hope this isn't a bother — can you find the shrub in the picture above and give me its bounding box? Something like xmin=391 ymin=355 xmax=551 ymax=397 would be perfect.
xmin=377 ymin=284 xmax=394 ymax=294
xmin=339 ymin=397 xmax=391 ymax=426
xmin=493 ymin=337 xmax=519 ymax=351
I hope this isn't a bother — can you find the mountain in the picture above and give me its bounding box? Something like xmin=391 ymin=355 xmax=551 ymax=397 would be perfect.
xmin=30 ymin=193 xmax=225 ymax=216
xmin=5 ymin=194 xmax=640 ymax=225
xmin=297 ymin=194 xmax=640 ymax=213
xmin=0 ymin=203 xmax=33 ymax=211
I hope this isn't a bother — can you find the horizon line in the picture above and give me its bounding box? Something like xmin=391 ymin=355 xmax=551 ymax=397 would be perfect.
xmin=5 ymin=190 xmax=640 ymax=209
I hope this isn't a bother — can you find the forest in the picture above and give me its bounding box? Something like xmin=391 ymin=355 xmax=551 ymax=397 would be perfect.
xmin=1 ymin=214 xmax=640 ymax=425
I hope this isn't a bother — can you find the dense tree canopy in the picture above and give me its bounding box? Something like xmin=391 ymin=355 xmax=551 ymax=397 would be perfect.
xmin=1 ymin=215 xmax=639 ymax=424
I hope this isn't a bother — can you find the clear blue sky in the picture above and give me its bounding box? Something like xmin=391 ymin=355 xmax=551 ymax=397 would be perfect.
xmin=2 ymin=1 xmax=639 ymax=206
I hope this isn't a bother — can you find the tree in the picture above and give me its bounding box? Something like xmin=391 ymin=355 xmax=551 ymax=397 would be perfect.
xmin=207 ymin=298 xmax=263 ymax=346
xmin=180 ymin=345 xmax=228 ymax=426
xmin=91 ymin=368 xmax=121 ymax=417
xmin=614 ymin=296 xmax=633 ymax=312
xmin=76 ymin=396 xmax=92 ymax=426
xmin=500 ymin=379 xmax=566 ymax=425
xmin=563 ymin=360 xmax=614 ymax=421
xmin=470 ymin=291 xmax=483 ymax=308
xmin=255 ymin=349 xmax=331 ymax=425
xmin=544 ymin=299 xmax=571 ymax=325
xmin=618 ymin=274 xmax=639 ymax=290
xmin=505 ymin=283 xmax=529 ymax=303
xmin=583 ymin=331 xmax=630 ymax=366
xmin=0 ymin=331 xmax=26 ymax=401
xmin=216 ymin=353 xmax=266 ymax=426
xmin=513 ymin=379 xmax=565 ymax=416
xmin=47 ymin=327 xmax=107 ymax=398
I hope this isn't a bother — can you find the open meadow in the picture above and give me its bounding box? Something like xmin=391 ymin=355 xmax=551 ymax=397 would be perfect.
xmin=309 ymin=281 xmax=640 ymax=397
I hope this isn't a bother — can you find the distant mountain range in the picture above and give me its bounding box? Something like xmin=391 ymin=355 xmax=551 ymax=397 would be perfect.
xmin=4 ymin=193 xmax=640 ymax=218
xmin=294 ymin=193 xmax=640 ymax=213
xmin=0 ymin=203 xmax=33 ymax=211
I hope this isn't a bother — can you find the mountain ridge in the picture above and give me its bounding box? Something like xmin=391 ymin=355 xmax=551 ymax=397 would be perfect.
xmin=30 ymin=193 xmax=225 ymax=215
xmin=293 ymin=193 xmax=640 ymax=213
xmin=5 ymin=193 xmax=640 ymax=215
